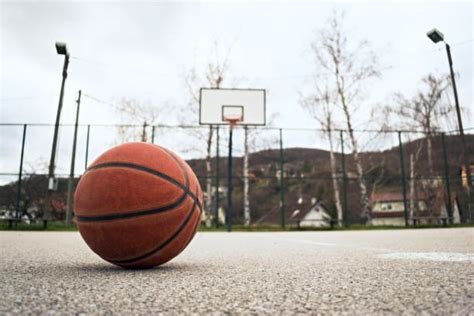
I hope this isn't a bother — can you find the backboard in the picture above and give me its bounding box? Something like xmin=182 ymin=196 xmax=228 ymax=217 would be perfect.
xmin=199 ymin=88 xmax=266 ymax=126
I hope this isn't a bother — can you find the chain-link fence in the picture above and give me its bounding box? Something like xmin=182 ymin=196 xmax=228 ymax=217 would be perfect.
xmin=0 ymin=123 xmax=472 ymax=228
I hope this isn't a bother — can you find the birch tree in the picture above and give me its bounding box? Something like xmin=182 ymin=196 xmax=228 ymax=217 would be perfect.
xmin=311 ymin=12 xmax=380 ymax=222
xmin=300 ymin=84 xmax=343 ymax=226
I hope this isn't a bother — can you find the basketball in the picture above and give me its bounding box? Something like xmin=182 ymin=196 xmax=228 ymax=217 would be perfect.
xmin=73 ymin=142 xmax=202 ymax=269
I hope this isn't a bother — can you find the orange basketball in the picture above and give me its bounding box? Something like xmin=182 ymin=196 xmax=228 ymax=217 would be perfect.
xmin=74 ymin=142 xmax=202 ymax=269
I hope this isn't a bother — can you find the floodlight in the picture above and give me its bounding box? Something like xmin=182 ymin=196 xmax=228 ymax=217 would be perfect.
xmin=426 ymin=29 xmax=444 ymax=43
xmin=55 ymin=42 xmax=69 ymax=55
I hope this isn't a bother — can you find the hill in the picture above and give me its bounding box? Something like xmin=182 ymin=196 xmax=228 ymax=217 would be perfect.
xmin=187 ymin=134 xmax=473 ymax=225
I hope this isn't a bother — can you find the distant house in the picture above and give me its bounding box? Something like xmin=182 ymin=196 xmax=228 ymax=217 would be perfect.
xmin=254 ymin=195 xmax=333 ymax=228
xmin=290 ymin=199 xmax=332 ymax=228
xmin=370 ymin=192 xmax=421 ymax=226
xmin=370 ymin=191 xmax=461 ymax=226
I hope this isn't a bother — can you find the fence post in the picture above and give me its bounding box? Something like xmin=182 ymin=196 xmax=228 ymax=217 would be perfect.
xmin=151 ymin=125 xmax=156 ymax=144
xmin=85 ymin=124 xmax=90 ymax=170
xmin=226 ymin=125 xmax=234 ymax=232
xmin=215 ymin=126 xmax=220 ymax=228
xmin=141 ymin=121 xmax=148 ymax=142
xmin=243 ymin=126 xmax=250 ymax=226
xmin=340 ymin=130 xmax=349 ymax=227
xmin=279 ymin=128 xmax=285 ymax=228
xmin=398 ymin=131 xmax=409 ymax=227
xmin=441 ymin=133 xmax=453 ymax=224
xmin=15 ymin=124 xmax=27 ymax=225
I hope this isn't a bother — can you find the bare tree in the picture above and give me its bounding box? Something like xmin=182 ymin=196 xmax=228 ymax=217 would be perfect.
xmin=115 ymin=98 xmax=161 ymax=143
xmin=181 ymin=42 xmax=232 ymax=225
xmin=390 ymin=74 xmax=451 ymax=222
xmin=300 ymin=84 xmax=343 ymax=226
xmin=310 ymin=12 xmax=381 ymax=222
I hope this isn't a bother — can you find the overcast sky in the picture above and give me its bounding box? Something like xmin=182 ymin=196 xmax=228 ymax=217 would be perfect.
xmin=0 ymin=0 xmax=473 ymax=180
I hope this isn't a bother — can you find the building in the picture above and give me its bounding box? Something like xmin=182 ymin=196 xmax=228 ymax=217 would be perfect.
xmin=254 ymin=195 xmax=333 ymax=228
xmin=370 ymin=192 xmax=416 ymax=226
xmin=370 ymin=191 xmax=461 ymax=226
xmin=290 ymin=199 xmax=332 ymax=228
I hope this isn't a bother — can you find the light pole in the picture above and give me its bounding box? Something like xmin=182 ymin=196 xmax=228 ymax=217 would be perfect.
xmin=426 ymin=28 xmax=472 ymax=221
xmin=43 ymin=42 xmax=70 ymax=228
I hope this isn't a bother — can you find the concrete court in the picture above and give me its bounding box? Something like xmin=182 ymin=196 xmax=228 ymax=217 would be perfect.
xmin=0 ymin=228 xmax=473 ymax=314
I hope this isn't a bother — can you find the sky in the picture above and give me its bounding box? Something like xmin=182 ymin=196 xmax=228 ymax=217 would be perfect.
xmin=0 ymin=0 xmax=473 ymax=181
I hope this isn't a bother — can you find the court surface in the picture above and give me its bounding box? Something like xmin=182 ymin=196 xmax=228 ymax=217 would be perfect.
xmin=1 ymin=228 xmax=473 ymax=314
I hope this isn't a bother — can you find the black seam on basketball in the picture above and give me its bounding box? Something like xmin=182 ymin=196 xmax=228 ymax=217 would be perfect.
xmin=152 ymin=145 xmax=190 ymax=190
xmin=156 ymin=145 xmax=202 ymax=216
xmin=75 ymin=190 xmax=188 ymax=222
xmin=167 ymin=184 xmax=202 ymax=255
xmin=110 ymin=185 xmax=199 ymax=265
xmin=85 ymin=162 xmax=202 ymax=209
xmin=182 ymin=205 xmax=202 ymax=250
xmin=77 ymin=162 xmax=203 ymax=222
xmin=86 ymin=161 xmax=185 ymax=191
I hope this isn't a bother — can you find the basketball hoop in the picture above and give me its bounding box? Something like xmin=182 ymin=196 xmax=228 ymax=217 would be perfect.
xmin=199 ymin=88 xmax=266 ymax=232
xmin=199 ymin=88 xmax=265 ymax=126
xmin=224 ymin=115 xmax=242 ymax=129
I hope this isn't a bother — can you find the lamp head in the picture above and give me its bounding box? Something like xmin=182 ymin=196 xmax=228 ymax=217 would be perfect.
xmin=55 ymin=42 xmax=69 ymax=56
xmin=426 ymin=28 xmax=444 ymax=44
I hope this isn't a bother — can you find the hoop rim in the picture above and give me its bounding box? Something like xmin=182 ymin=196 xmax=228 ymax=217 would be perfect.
xmin=224 ymin=116 xmax=242 ymax=127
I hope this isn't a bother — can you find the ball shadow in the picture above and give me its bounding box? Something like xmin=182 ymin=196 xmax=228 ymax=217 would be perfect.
xmin=70 ymin=261 xmax=196 ymax=274
xmin=26 ymin=260 xmax=197 ymax=276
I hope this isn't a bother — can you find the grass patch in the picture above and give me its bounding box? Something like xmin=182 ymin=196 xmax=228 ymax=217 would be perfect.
xmin=0 ymin=220 xmax=78 ymax=231
xmin=330 ymin=223 xmax=474 ymax=230
xmin=198 ymin=223 xmax=474 ymax=232
xmin=199 ymin=224 xmax=293 ymax=232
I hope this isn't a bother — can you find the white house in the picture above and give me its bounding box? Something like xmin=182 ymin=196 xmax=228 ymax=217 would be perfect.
xmin=370 ymin=191 xmax=461 ymax=226
xmin=291 ymin=199 xmax=332 ymax=228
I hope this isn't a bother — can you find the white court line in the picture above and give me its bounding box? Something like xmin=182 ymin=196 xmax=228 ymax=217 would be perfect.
xmin=282 ymin=237 xmax=393 ymax=252
xmin=377 ymin=252 xmax=474 ymax=262
xmin=282 ymin=237 xmax=474 ymax=262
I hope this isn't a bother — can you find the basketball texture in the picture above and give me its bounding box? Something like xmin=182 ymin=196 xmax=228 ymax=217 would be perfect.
xmin=74 ymin=142 xmax=202 ymax=269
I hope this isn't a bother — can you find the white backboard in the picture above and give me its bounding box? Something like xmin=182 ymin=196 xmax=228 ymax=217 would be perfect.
xmin=199 ymin=88 xmax=266 ymax=126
